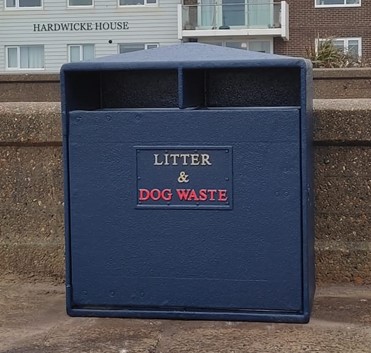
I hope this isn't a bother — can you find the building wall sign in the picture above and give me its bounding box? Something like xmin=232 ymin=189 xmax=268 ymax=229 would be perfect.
xmin=33 ymin=21 xmax=129 ymax=32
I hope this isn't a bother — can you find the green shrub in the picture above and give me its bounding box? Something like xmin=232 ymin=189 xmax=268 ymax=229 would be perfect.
xmin=306 ymin=39 xmax=362 ymax=68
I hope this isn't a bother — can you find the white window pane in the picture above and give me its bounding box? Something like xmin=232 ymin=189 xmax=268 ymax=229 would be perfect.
xmin=249 ymin=41 xmax=271 ymax=53
xmin=69 ymin=0 xmax=92 ymax=5
xmin=70 ymin=46 xmax=81 ymax=62
xmin=332 ymin=40 xmax=345 ymax=51
xmin=201 ymin=42 xmax=224 ymax=47
xmin=6 ymin=0 xmax=16 ymax=7
xmin=19 ymin=0 xmax=41 ymax=6
xmin=120 ymin=0 xmax=144 ymax=5
xmin=226 ymin=42 xmax=245 ymax=49
xmin=348 ymin=40 xmax=359 ymax=55
xmin=20 ymin=47 xmax=30 ymax=68
xmin=317 ymin=0 xmax=342 ymax=4
xmin=119 ymin=44 xmax=145 ymax=53
xmin=30 ymin=46 xmax=44 ymax=68
xmin=31 ymin=46 xmax=43 ymax=68
xmin=20 ymin=46 xmax=44 ymax=68
xmin=7 ymin=48 xmax=18 ymax=68
xmin=83 ymin=45 xmax=94 ymax=60
xmin=317 ymin=0 xmax=360 ymax=4
xmin=348 ymin=40 xmax=359 ymax=46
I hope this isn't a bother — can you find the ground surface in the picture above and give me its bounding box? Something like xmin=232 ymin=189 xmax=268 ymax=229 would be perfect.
xmin=0 ymin=279 xmax=370 ymax=353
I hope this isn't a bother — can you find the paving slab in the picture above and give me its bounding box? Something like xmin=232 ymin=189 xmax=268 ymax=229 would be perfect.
xmin=0 ymin=280 xmax=370 ymax=353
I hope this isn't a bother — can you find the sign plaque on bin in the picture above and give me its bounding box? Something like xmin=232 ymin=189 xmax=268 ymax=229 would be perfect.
xmin=61 ymin=44 xmax=315 ymax=323
xmin=136 ymin=147 xmax=232 ymax=209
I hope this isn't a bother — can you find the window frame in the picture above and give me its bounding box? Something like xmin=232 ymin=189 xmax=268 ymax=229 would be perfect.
xmin=68 ymin=44 xmax=95 ymax=62
xmin=315 ymin=0 xmax=361 ymax=8
xmin=5 ymin=0 xmax=43 ymax=10
xmin=117 ymin=0 xmax=158 ymax=7
xmin=198 ymin=39 xmax=274 ymax=54
xmin=67 ymin=0 xmax=94 ymax=8
xmin=316 ymin=37 xmax=362 ymax=57
xmin=5 ymin=45 xmax=45 ymax=71
xmin=118 ymin=43 xmax=159 ymax=54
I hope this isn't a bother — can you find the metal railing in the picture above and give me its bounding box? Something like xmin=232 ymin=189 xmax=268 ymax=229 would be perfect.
xmin=181 ymin=2 xmax=283 ymax=31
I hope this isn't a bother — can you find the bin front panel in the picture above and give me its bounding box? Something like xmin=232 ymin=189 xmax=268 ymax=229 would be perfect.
xmin=68 ymin=109 xmax=303 ymax=312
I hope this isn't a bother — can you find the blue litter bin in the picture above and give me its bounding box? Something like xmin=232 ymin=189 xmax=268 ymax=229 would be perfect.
xmin=61 ymin=43 xmax=315 ymax=323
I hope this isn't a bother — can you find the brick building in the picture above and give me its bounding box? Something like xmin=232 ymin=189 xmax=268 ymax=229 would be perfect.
xmin=274 ymin=0 xmax=370 ymax=59
xmin=0 ymin=0 xmax=369 ymax=73
xmin=181 ymin=0 xmax=369 ymax=59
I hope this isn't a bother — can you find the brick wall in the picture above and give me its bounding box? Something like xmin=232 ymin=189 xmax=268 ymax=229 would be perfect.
xmin=275 ymin=0 xmax=371 ymax=59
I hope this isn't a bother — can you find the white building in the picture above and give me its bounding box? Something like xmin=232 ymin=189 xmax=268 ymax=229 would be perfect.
xmin=0 ymin=0 xmax=289 ymax=73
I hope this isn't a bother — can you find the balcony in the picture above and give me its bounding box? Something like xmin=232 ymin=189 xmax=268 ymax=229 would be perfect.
xmin=178 ymin=1 xmax=289 ymax=41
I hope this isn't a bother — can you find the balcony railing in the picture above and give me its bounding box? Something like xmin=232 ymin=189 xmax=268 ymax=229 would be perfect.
xmin=179 ymin=1 xmax=289 ymax=40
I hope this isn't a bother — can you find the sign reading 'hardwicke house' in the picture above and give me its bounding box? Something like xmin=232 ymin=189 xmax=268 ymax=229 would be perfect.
xmin=33 ymin=21 xmax=129 ymax=32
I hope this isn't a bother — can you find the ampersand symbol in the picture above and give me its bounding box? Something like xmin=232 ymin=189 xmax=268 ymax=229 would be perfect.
xmin=177 ymin=171 xmax=189 ymax=183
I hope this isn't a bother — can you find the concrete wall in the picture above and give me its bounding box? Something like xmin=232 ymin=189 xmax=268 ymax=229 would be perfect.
xmin=315 ymin=69 xmax=371 ymax=99
xmin=0 ymin=74 xmax=60 ymax=102
xmin=0 ymin=102 xmax=64 ymax=280
xmin=313 ymin=100 xmax=371 ymax=285
xmin=0 ymin=100 xmax=370 ymax=284
xmin=2 ymin=69 xmax=371 ymax=102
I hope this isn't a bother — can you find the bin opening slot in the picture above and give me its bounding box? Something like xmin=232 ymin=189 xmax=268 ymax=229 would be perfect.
xmin=101 ymin=70 xmax=178 ymax=109
xmin=182 ymin=68 xmax=301 ymax=108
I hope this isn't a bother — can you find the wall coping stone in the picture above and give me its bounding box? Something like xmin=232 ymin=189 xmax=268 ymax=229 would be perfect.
xmin=313 ymin=68 xmax=371 ymax=79
xmin=0 ymin=74 xmax=60 ymax=82
xmin=1 ymin=99 xmax=371 ymax=144
xmin=313 ymin=99 xmax=371 ymax=143
xmin=1 ymin=69 xmax=371 ymax=81
xmin=0 ymin=102 xmax=61 ymax=144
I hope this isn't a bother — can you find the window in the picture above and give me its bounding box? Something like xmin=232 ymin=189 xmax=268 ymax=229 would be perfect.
xmin=332 ymin=38 xmax=361 ymax=56
xmin=199 ymin=40 xmax=273 ymax=54
xmin=68 ymin=44 xmax=95 ymax=62
xmin=119 ymin=0 xmax=157 ymax=6
xmin=248 ymin=41 xmax=272 ymax=53
xmin=119 ymin=43 xmax=159 ymax=54
xmin=6 ymin=0 xmax=42 ymax=8
xmin=315 ymin=0 xmax=360 ymax=7
xmin=318 ymin=38 xmax=361 ymax=57
xmin=68 ymin=0 xmax=93 ymax=6
xmin=6 ymin=45 xmax=44 ymax=70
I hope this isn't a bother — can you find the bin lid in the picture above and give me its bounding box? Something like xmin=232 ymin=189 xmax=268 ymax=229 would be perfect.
xmin=61 ymin=43 xmax=309 ymax=72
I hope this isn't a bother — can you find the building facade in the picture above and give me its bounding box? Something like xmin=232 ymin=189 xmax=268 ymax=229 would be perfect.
xmin=0 ymin=0 xmax=369 ymax=73
xmin=0 ymin=0 xmax=179 ymax=73
xmin=274 ymin=0 xmax=369 ymax=59
xmin=181 ymin=0 xmax=368 ymax=59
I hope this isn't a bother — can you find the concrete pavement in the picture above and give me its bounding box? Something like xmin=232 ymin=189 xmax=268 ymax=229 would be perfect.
xmin=0 ymin=279 xmax=370 ymax=353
